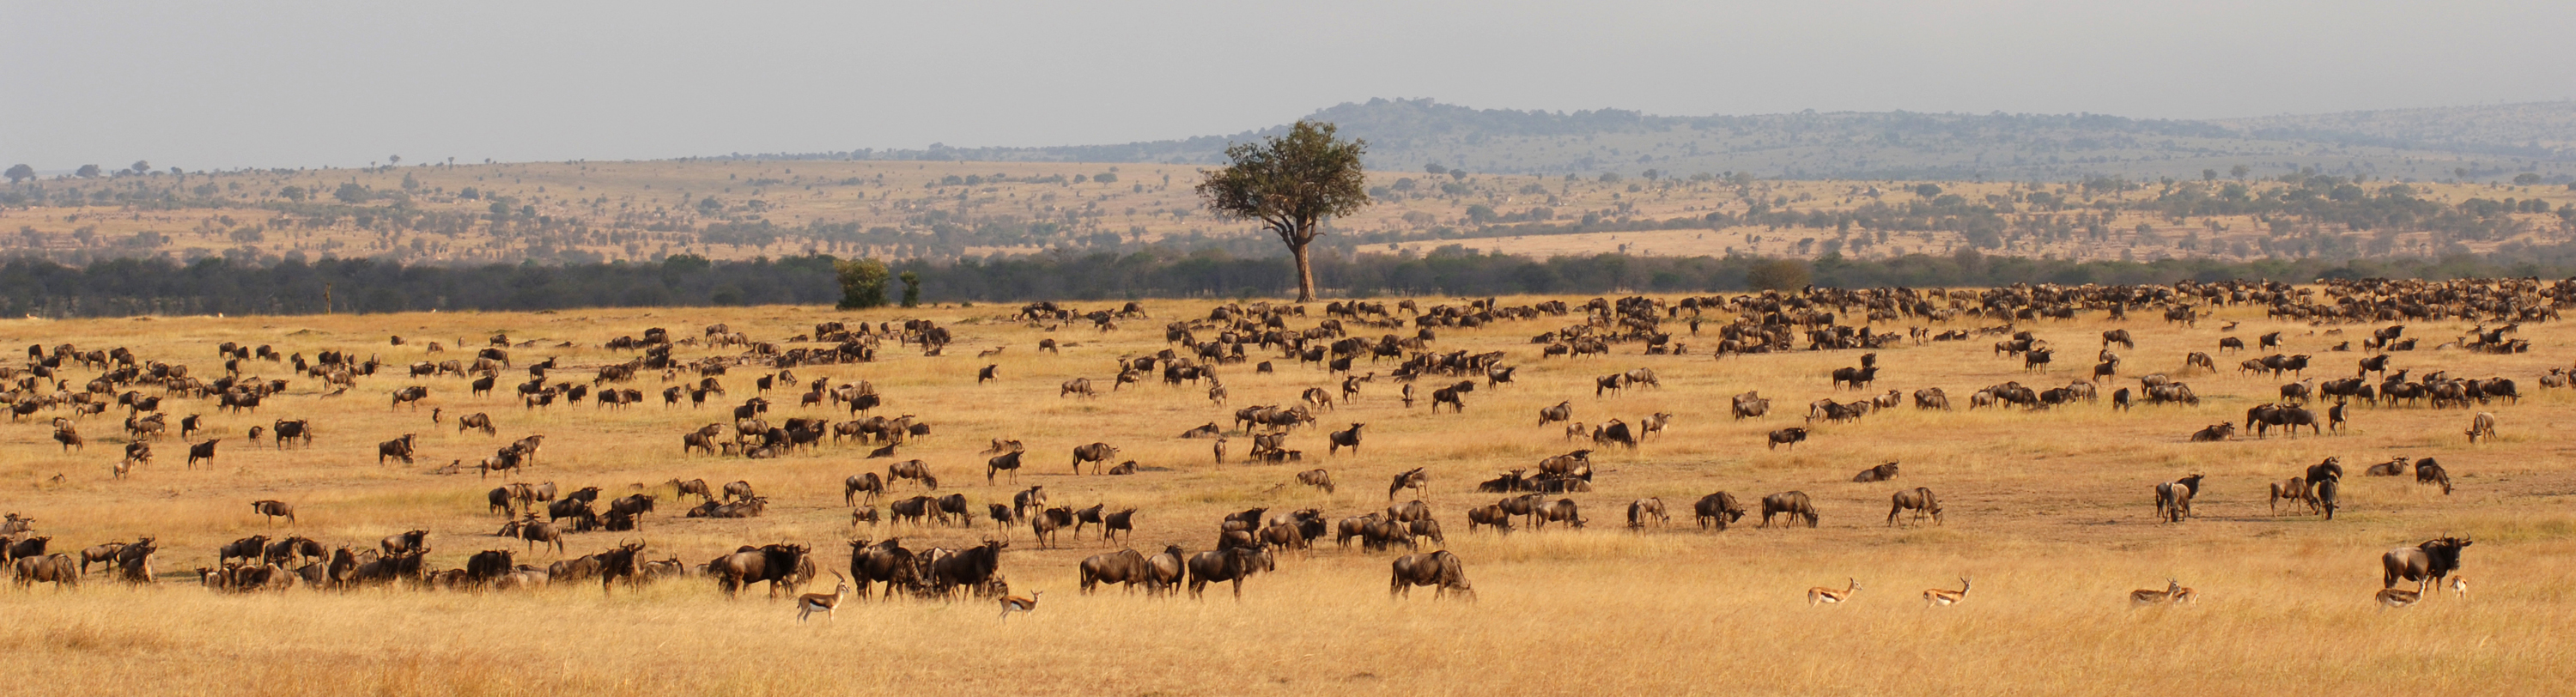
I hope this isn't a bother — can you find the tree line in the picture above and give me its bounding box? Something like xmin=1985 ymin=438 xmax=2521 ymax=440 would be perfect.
xmin=4 ymin=246 xmax=2571 ymax=318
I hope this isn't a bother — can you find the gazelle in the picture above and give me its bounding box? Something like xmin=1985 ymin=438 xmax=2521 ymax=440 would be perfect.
xmin=2375 ymin=587 xmax=2421 ymax=609
xmin=2449 ymin=576 xmax=2469 ymax=602
xmin=1807 ymin=578 xmax=1860 ymax=607
xmin=2130 ymin=579 xmax=2182 ymax=606
xmin=1923 ymin=577 xmax=1969 ymax=607
xmin=796 ymin=572 xmax=852 ymax=621
xmin=999 ymin=590 xmax=1043 ymax=621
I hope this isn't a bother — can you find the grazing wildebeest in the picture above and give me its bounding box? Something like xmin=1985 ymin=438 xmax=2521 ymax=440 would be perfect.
xmin=1538 ymin=401 xmax=1573 ymax=427
xmin=1296 ymin=468 xmax=1335 ymax=494
xmin=513 ymin=515 xmax=564 ymax=554
xmin=887 ymin=460 xmax=939 ymax=489
xmin=1913 ymin=387 xmax=1950 ymax=410
xmin=1759 ymin=492 xmax=1817 ymax=528
xmin=823 ymin=472 xmax=879 ymax=506
xmin=1467 ymin=505 xmax=1514 ymax=535
xmin=252 ymin=500 xmax=295 ymax=525
xmin=1071 ymin=443 xmax=1119 ymax=475
xmin=1186 ymin=545 xmax=1274 ymax=599
xmin=457 ymin=412 xmax=495 ymax=435
xmin=888 ymin=496 xmax=935 ymax=526
xmin=2382 ymin=536 xmax=2471 ymax=591
xmin=2268 ymin=476 xmax=2313 ymax=516
xmin=1887 ymin=488 xmax=1942 ymax=525
xmin=1390 ymin=550 xmax=1473 ymax=600
xmin=2314 ymin=476 xmax=2341 ymax=520
xmin=1852 ymin=462 xmax=1899 ymax=482
xmin=2154 ymin=474 xmax=2205 ymax=523
xmin=1060 ymin=378 xmax=1097 ymax=398
xmin=2101 ymin=329 xmax=2134 ymax=349
xmin=2466 ymin=411 xmax=2496 ymax=443
xmin=1731 ymin=391 xmax=1771 ymax=420
xmin=2414 ymin=458 xmax=2454 ymax=495
xmin=671 ymin=478 xmax=714 ymax=501
xmin=1767 ymin=427 xmax=1808 ymax=451
xmin=1694 ymin=492 xmax=1746 ymax=530
xmin=1388 ymin=467 xmax=1427 ymax=500
xmin=935 ymin=494 xmax=973 ymax=528
xmin=1626 ymin=498 xmax=1669 ymax=529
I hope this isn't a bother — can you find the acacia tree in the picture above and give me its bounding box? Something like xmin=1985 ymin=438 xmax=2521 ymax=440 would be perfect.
xmin=1195 ymin=120 xmax=1370 ymax=302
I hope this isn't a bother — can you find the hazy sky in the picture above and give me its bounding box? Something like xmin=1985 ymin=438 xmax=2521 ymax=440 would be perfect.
xmin=6 ymin=1 xmax=2572 ymax=170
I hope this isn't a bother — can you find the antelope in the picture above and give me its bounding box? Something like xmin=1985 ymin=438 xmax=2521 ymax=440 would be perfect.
xmin=1807 ymin=578 xmax=1860 ymax=606
xmin=796 ymin=572 xmax=853 ymax=621
xmin=2449 ymin=576 xmax=2469 ymax=602
xmin=2375 ymin=588 xmax=2421 ymax=609
xmin=2130 ymin=579 xmax=2183 ymax=606
xmin=1923 ymin=577 xmax=1969 ymax=607
xmin=999 ymin=589 xmax=1043 ymax=621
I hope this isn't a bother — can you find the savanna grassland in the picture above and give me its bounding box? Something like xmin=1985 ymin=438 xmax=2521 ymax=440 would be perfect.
xmin=3 ymin=294 xmax=2575 ymax=696
xmin=9 ymin=157 xmax=2574 ymax=270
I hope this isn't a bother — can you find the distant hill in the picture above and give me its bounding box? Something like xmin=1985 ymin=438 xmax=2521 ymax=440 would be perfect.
xmin=777 ymin=99 xmax=2576 ymax=184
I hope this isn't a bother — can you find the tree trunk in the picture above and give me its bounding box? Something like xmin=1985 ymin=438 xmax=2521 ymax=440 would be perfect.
xmin=1291 ymin=241 xmax=1316 ymax=302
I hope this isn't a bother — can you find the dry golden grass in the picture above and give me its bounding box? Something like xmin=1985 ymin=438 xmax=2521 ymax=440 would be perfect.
xmin=3 ymin=295 xmax=2575 ymax=694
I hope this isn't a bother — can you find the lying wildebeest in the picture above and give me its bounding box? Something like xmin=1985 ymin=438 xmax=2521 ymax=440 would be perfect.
xmin=1852 ymin=462 xmax=1899 ymax=482
xmin=2383 ymin=536 xmax=2471 ymax=591
xmin=1390 ymin=549 xmax=1473 ymax=600
xmin=1887 ymin=488 xmax=1942 ymax=526
xmin=2189 ymin=423 xmax=2235 ymax=441
xmin=1759 ymin=492 xmax=1817 ymax=528
xmin=1694 ymin=492 xmax=1747 ymax=530
xmin=1767 ymin=427 xmax=1808 ymax=451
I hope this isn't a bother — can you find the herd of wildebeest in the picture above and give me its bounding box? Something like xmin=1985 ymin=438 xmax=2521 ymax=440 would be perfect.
xmin=9 ymin=276 xmax=2568 ymax=613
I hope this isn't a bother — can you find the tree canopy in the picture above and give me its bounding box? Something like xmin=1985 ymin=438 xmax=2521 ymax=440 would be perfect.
xmin=1195 ymin=119 xmax=1370 ymax=301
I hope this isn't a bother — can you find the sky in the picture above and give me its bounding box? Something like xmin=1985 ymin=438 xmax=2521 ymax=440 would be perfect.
xmin=5 ymin=0 xmax=2573 ymax=171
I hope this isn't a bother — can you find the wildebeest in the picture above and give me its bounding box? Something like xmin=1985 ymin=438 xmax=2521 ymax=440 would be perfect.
xmin=1080 ymin=549 xmax=1152 ymax=594
xmin=1625 ymin=498 xmax=1669 ymax=529
xmin=1887 ymin=488 xmax=1942 ymax=526
xmin=2382 ymin=536 xmax=2471 ymax=591
xmin=376 ymin=433 xmax=418 ymax=464
xmin=2465 ymin=411 xmax=2496 ymax=443
xmin=1389 ymin=550 xmax=1473 ymax=600
xmin=2189 ymin=423 xmax=2235 ymax=441
xmin=1731 ymin=391 xmax=1771 ymax=420
xmin=1071 ymin=442 xmax=1119 ymax=475
xmin=458 ymin=412 xmax=495 ymax=436
xmin=187 ymin=439 xmax=222 ymax=468
xmin=2154 ymin=474 xmax=2205 ymax=523
xmin=380 ymin=530 xmax=432 ymax=555
xmin=713 ymin=543 xmax=810 ymax=598
xmin=1694 ymin=492 xmax=1747 ymax=530
xmin=217 ymin=535 xmax=268 ymax=568
xmin=1296 ymin=468 xmax=1335 ymax=494
xmin=511 ymin=515 xmax=564 ymax=554
xmin=1767 ymin=427 xmax=1808 ymax=451
xmin=2414 ymin=458 xmax=2455 ymax=495
xmin=1534 ymin=498 xmax=1586 ymax=530
xmin=1852 ymin=462 xmax=1899 ymax=482
xmin=1759 ymin=492 xmax=1817 ymax=528
xmin=1327 ymin=423 xmax=1364 ymax=455
xmin=1060 ymin=378 xmax=1097 ymax=398
xmin=1186 ymin=545 xmax=1274 ymax=599
xmin=845 ymin=472 xmax=886 ymax=505
xmin=1031 ymin=506 xmax=1073 ymax=549
xmin=2268 ymin=476 xmax=2314 ymax=516
xmin=887 ymin=460 xmax=939 ymax=489
xmin=12 ymin=555 xmax=77 ymax=590
xmin=1388 ymin=467 xmax=1427 ymax=500
xmin=252 ymin=500 xmax=295 ymax=525
xmin=1538 ymin=401 xmax=1573 ymax=427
